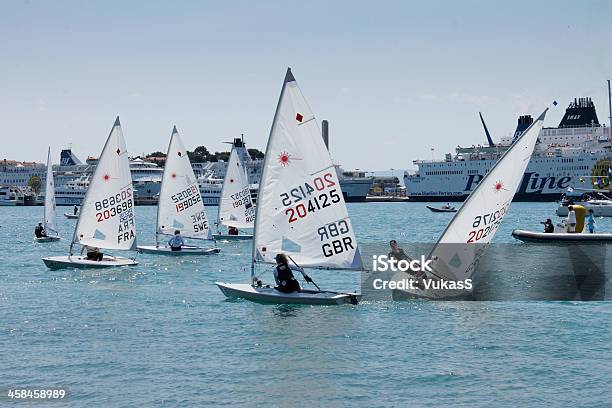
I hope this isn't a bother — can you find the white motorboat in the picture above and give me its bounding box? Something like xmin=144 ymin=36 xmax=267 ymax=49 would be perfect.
xmin=556 ymin=190 xmax=612 ymax=217
xmin=135 ymin=127 xmax=219 ymax=256
xmin=64 ymin=212 xmax=79 ymax=219
xmin=511 ymin=229 xmax=612 ymax=243
xmin=216 ymin=68 xmax=363 ymax=305
xmin=42 ymin=117 xmax=138 ymax=269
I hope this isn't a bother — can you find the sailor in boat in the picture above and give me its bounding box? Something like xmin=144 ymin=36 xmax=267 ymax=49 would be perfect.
xmin=82 ymin=246 xmax=103 ymax=261
xmin=273 ymin=253 xmax=314 ymax=293
xmin=586 ymin=209 xmax=595 ymax=233
xmin=34 ymin=222 xmax=47 ymax=238
xmin=168 ymin=230 xmax=185 ymax=251
xmin=73 ymin=205 xmax=78 ymax=215
xmin=228 ymin=226 xmax=239 ymax=236
xmin=541 ymin=219 xmax=554 ymax=233
xmin=566 ymin=206 xmax=577 ymax=233
xmin=388 ymin=240 xmax=408 ymax=262
xmin=442 ymin=203 xmax=452 ymax=210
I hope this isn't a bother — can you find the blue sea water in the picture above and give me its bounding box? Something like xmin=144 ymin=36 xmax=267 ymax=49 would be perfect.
xmin=0 ymin=203 xmax=611 ymax=407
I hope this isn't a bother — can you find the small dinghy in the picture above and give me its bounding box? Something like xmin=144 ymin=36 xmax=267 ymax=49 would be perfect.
xmin=36 ymin=148 xmax=61 ymax=243
xmin=213 ymin=137 xmax=255 ymax=241
xmin=137 ymin=245 xmax=220 ymax=255
xmin=64 ymin=212 xmax=78 ymax=219
xmin=426 ymin=205 xmax=457 ymax=213
xmin=394 ymin=108 xmax=549 ymax=299
xmin=135 ymin=127 xmax=219 ymax=256
xmin=43 ymin=255 xmax=137 ymax=269
xmin=511 ymin=229 xmax=612 ymax=243
xmin=217 ymin=283 xmax=359 ymax=305
xmin=42 ymin=117 xmax=138 ymax=269
xmin=216 ymin=68 xmax=363 ymax=305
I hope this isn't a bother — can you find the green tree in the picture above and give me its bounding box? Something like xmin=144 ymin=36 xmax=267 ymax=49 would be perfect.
xmin=248 ymin=149 xmax=264 ymax=160
xmin=28 ymin=175 xmax=42 ymax=194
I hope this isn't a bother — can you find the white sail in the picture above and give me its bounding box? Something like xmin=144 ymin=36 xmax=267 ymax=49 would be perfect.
xmin=427 ymin=109 xmax=548 ymax=282
xmin=73 ymin=117 xmax=136 ymax=251
xmin=44 ymin=147 xmax=58 ymax=236
xmin=156 ymin=127 xmax=212 ymax=241
xmin=253 ymin=68 xmax=362 ymax=270
xmin=218 ymin=147 xmax=255 ymax=229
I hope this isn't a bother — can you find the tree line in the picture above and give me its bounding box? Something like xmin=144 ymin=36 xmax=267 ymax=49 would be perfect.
xmin=144 ymin=146 xmax=264 ymax=166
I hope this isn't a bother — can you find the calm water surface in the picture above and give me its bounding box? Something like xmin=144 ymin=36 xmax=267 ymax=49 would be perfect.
xmin=0 ymin=203 xmax=610 ymax=407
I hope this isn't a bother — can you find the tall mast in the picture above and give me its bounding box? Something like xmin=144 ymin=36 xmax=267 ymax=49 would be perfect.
xmin=607 ymin=79 xmax=612 ymax=132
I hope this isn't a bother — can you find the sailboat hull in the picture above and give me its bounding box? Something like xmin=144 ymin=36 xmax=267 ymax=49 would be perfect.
xmin=136 ymin=245 xmax=221 ymax=255
xmin=215 ymin=282 xmax=360 ymax=305
xmin=35 ymin=236 xmax=61 ymax=243
xmin=42 ymin=255 xmax=138 ymax=269
xmin=212 ymin=234 xmax=253 ymax=241
xmin=64 ymin=213 xmax=79 ymax=219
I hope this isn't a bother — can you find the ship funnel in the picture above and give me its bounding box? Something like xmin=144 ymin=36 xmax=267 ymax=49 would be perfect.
xmin=322 ymin=120 xmax=329 ymax=150
xmin=60 ymin=148 xmax=82 ymax=166
xmin=512 ymin=115 xmax=534 ymax=142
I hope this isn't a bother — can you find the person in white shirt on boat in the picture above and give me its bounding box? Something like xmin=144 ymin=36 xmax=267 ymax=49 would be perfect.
xmin=566 ymin=206 xmax=577 ymax=233
xmin=81 ymin=246 xmax=103 ymax=261
xmin=168 ymin=230 xmax=185 ymax=251
xmin=273 ymin=253 xmax=314 ymax=293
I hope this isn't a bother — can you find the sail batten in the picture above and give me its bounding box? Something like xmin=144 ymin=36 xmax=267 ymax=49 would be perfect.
xmin=156 ymin=128 xmax=212 ymax=241
xmin=73 ymin=118 xmax=136 ymax=251
xmin=252 ymin=68 xmax=362 ymax=271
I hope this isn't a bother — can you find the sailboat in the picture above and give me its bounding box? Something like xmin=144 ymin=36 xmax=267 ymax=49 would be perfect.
xmin=42 ymin=117 xmax=138 ymax=269
xmin=36 ymin=147 xmax=60 ymax=242
xmin=136 ymin=127 xmax=220 ymax=255
xmin=216 ymin=68 xmax=363 ymax=305
xmin=394 ymin=109 xmax=549 ymax=299
xmin=213 ymin=139 xmax=255 ymax=241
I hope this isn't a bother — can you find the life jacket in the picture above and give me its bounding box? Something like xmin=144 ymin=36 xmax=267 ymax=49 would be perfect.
xmin=275 ymin=263 xmax=300 ymax=293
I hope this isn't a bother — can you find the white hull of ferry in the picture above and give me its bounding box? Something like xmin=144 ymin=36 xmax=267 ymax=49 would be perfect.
xmin=136 ymin=245 xmax=220 ymax=255
xmin=216 ymin=282 xmax=360 ymax=305
xmin=405 ymin=153 xmax=611 ymax=202
xmin=42 ymin=255 xmax=138 ymax=269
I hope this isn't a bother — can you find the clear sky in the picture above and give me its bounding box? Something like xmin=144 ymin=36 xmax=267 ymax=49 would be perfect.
xmin=1 ymin=0 xmax=611 ymax=170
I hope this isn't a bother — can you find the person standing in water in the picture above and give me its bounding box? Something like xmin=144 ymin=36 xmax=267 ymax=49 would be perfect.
xmin=586 ymin=209 xmax=595 ymax=233
xmin=566 ymin=206 xmax=577 ymax=233
xmin=168 ymin=230 xmax=185 ymax=251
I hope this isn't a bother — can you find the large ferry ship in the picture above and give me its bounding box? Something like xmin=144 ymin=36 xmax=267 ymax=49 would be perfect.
xmin=404 ymin=97 xmax=612 ymax=201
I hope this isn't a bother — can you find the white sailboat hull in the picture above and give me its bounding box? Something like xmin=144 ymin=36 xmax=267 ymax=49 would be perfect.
xmin=136 ymin=245 xmax=221 ymax=255
xmin=35 ymin=236 xmax=61 ymax=243
xmin=215 ymin=282 xmax=360 ymax=305
xmin=42 ymin=255 xmax=138 ymax=269
xmin=212 ymin=234 xmax=253 ymax=241
xmin=64 ymin=213 xmax=79 ymax=219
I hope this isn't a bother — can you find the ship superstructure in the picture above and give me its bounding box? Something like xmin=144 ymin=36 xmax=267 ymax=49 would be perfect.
xmin=404 ymin=98 xmax=612 ymax=201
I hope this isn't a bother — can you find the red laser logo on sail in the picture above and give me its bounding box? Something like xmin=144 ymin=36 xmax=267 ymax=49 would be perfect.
xmin=278 ymin=151 xmax=292 ymax=166
xmin=493 ymin=180 xmax=506 ymax=192
xmin=103 ymin=174 xmax=110 ymax=181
